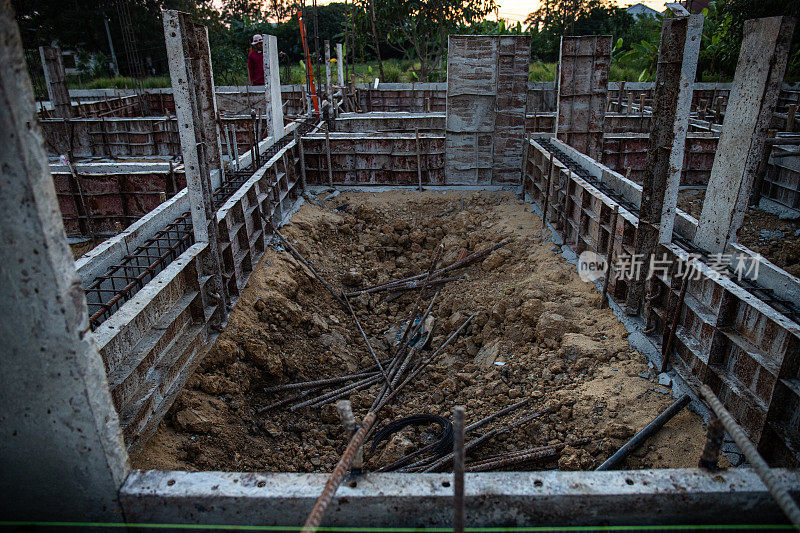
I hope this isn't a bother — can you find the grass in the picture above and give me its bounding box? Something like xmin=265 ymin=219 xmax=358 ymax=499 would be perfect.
xmin=65 ymin=59 xmax=703 ymax=89
xmin=67 ymin=75 xmax=171 ymax=90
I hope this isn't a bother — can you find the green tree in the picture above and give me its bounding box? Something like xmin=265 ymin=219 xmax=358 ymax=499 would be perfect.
xmin=373 ymin=0 xmax=497 ymax=81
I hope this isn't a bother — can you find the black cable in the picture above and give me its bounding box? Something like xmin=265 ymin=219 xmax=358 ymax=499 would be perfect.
xmin=370 ymin=414 xmax=453 ymax=458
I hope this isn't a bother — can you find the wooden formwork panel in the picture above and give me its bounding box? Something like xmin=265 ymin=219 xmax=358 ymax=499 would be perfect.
xmin=334 ymin=113 xmax=445 ymax=133
xmin=41 ymin=117 xmax=263 ymax=159
xmin=762 ymin=155 xmax=800 ymax=209
xmin=556 ymin=35 xmax=612 ymax=161
xmin=357 ymin=89 xmax=447 ymax=113
xmin=523 ymin=137 xmax=800 ymax=466
xmin=53 ymin=171 xmax=186 ymax=237
xmin=302 ymin=135 xmax=446 ymax=185
xmin=445 ymin=35 xmax=531 ymax=185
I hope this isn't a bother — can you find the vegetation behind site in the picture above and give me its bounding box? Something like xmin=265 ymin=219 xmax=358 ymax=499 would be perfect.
xmin=12 ymin=0 xmax=800 ymax=93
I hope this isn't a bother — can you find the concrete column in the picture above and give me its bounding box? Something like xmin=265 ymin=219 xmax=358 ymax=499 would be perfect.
xmin=625 ymin=13 xmax=703 ymax=314
xmin=39 ymin=45 xmax=72 ymax=118
xmin=163 ymin=9 xmax=229 ymax=315
xmin=263 ymin=34 xmax=284 ymax=140
xmin=325 ymin=40 xmax=332 ymax=102
xmin=1 ymin=5 xmax=128 ymax=521
xmin=336 ymin=43 xmax=344 ymax=86
xmin=694 ymin=16 xmax=796 ymax=253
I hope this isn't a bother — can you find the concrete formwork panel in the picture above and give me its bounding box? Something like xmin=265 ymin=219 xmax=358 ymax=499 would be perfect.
xmin=445 ymin=35 xmax=531 ymax=185
xmin=556 ymin=35 xmax=612 ymax=161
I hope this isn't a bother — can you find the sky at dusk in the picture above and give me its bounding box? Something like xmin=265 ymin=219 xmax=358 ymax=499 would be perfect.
xmin=310 ymin=0 xmax=670 ymax=24
xmin=491 ymin=0 xmax=668 ymax=22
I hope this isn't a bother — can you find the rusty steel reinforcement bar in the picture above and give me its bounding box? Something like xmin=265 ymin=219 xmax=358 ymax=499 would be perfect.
xmin=274 ymin=228 xmax=347 ymax=308
xmin=453 ymin=406 xmax=465 ymax=533
xmin=465 ymin=438 xmax=591 ymax=472
xmin=465 ymin=444 xmax=563 ymax=472
xmin=699 ymin=384 xmax=800 ymax=526
xmin=301 ymin=411 xmax=377 ymax=533
xmin=376 ymin=391 xmax=529 ymax=473
xmin=420 ymin=409 xmax=552 ymax=473
xmin=264 ymin=369 xmax=376 ymax=393
xmin=257 ymin=386 xmax=324 ymax=414
xmin=343 ymin=293 xmax=392 ymax=387
xmin=293 ymin=374 xmax=382 ymax=410
xmin=596 ymin=394 xmax=690 ymax=471
xmin=373 ymin=313 xmax=475 ymax=414
xmin=343 ymin=239 xmax=510 ymax=298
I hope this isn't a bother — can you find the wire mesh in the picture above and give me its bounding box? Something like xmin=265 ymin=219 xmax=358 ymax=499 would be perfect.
xmin=84 ymin=118 xmax=318 ymax=330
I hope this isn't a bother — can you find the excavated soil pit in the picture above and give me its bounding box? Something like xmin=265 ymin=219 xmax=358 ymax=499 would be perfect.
xmin=137 ymin=190 xmax=713 ymax=473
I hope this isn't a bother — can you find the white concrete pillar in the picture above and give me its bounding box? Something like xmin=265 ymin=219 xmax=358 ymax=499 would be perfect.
xmin=625 ymin=13 xmax=703 ymax=314
xmin=694 ymin=16 xmax=796 ymax=253
xmin=263 ymin=34 xmax=284 ymax=140
xmin=1 ymin=5 xmax=128 ymax=521
xmin=325 ymin=40 xmax=332 ymax=101
xmin=336 ymin=43 xmax=344 ymax=86
xmin=163 ymin=9 xmax=229 ymax=314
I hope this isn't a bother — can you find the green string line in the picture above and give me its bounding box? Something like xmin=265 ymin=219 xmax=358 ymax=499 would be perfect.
xmin=0 ymin=522 xmax=793 ymax=531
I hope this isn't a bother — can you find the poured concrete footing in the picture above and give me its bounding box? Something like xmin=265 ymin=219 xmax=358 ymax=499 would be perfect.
xmin=121 ymin=469 xmax=800 ymax=527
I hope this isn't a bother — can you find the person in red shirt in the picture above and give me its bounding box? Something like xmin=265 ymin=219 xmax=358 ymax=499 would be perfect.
xmin=248 ymin=34 xmax=265 ymax=85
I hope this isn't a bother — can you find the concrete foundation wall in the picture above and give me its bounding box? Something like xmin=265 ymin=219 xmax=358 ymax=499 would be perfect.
xmin=84 ymin=129 xmax=305 ymax=456
xmin=524 ymin=136 xmax=800 ymax=467
xmin=118 ymin=468 xmax=800 ymax=527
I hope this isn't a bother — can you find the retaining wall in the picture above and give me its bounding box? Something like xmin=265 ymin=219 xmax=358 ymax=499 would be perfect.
xmin=523 ymin=135 xmax=800 ymax=467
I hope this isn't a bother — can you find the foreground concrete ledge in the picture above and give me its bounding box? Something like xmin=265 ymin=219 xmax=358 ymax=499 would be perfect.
xmin=120 ymin=468 xmax=799 ymax=527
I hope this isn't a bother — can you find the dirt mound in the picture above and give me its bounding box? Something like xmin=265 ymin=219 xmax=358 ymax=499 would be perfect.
xmin=136 ymin=190 xmax=709 ymax=472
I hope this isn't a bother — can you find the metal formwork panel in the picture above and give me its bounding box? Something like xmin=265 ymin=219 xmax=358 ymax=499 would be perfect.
xmin=556 ymin=35 xmax=612 ymax=161
xmin=445 ymin=35 xmax=531 ymax=185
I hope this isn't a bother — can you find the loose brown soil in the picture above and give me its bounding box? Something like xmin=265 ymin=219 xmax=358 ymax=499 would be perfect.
xmin=137 ymin=190 xmax=711 ymax=473
xmin=678 ymin=189 xmax=800 ymax=278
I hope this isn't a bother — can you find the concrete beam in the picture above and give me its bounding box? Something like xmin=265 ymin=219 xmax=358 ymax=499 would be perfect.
xmin=262 ymin=34 xmax=284 ymax=140
xmin=120 ymin=469 xmax=800 ymax=527
xmin=626 ymin=13 xmax=703 ymax=314
xmin=695 ymin=16 xmax=796 ymax=253
xmin=0 ymin=4 xmax=128 ymax=521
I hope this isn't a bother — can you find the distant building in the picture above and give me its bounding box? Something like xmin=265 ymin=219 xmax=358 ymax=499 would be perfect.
xmin=626 ymin=3 xmax=660 ymax=18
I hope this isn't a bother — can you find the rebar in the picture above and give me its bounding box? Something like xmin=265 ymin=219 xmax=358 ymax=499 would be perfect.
xmin=699 ymin=384 xmax=800 ymax=526
xmin=343 ymin=293 xmax=391 ymax=388
xmin=274 ymin=228 xmax=347 ymax=308
xmin=453 ymin=406 xmax=465 ymax=533
xmin=301 ymin=411 xmax=377 ymax=533
xmin=596 ymin=394 xmax=690 ymax=471
xmin=419 ymin=409 xmax=551 ymax=473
